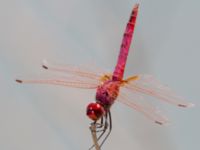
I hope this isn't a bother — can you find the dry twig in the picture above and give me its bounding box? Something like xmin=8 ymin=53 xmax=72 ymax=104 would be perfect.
xmin=89 ymin=123 xmax=100 ymax=150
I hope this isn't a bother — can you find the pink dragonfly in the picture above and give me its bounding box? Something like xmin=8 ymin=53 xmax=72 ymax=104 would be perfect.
xmin=16 ymin=4 xmax=194 ymax=149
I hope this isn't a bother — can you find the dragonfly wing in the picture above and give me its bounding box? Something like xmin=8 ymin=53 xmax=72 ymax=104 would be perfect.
xmin=42 ymin=60 xmax=108 ymax=81
xmin=16 ymin=60 xmax=113 ymax=89
xmin=16 ymin=75 xmax=100 ymax=89
xmin=118 ymin=91 xmax=169 ymax=125
xmin=124 ymin=74 xmax=194 ymax=108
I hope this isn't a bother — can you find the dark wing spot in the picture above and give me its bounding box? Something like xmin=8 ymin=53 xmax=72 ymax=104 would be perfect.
xmin=155 ymin=121 xmax=163 ymax=125
xmin=16 ymin=79 xmax=23 ymax=83
xmin=42 ymin=65 xmax=48 ymax=69
xmin=178 ymin=104 xmax=187 ymax=107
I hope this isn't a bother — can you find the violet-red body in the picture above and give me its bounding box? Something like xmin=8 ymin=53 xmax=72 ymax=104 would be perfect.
xmin=87 ymin=4 xmax=139 ymax=121
xmin=96 ymin=80 xmax=120 ymax=109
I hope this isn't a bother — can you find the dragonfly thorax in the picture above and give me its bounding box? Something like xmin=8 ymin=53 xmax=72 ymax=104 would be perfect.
xmin=95 ymin=80 xmax=120 ymax=110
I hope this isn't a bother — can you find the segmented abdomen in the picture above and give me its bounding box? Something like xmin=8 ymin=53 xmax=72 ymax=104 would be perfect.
xmin=113 ymin=4 xmax=139 ymax=81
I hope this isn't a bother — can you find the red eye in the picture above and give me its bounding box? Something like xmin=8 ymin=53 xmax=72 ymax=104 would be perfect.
xmin=86 ymin=103 xmax=105 ymax=121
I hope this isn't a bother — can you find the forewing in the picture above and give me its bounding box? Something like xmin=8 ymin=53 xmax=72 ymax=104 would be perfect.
xmin=42 ymin=60 xmax=107 ymax=81
xmin=16 ymin=76 xmax=99 ymax=89
xmin=16 ymin=60 xmax=112 ymax=89
xmin=124 ymin=74 xmax=194 ymax=108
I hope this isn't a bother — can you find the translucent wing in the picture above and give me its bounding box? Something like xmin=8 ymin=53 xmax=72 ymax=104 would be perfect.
xmin=118 ymin=90 xmax=169 ymax=125
xmin=123 ymin=74 xmax=194 ymax=108
xmin=42 ymin=59 xmax=106 ymax=80
xmin=16 ymin=76 xmax=99 ymax=89
xmin=16 ymin=60 xmax=111 ymax=89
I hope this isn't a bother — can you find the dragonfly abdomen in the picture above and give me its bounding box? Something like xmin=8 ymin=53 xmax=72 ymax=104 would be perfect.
xmin=113 ymin=4 xmax=139 ymax=81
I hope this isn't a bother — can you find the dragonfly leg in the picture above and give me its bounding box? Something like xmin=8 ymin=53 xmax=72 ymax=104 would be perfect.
xmin=99 ymin=110 xmax=112 ymax=148
xmin=89 ymin=113 xmax=109 ymax=150
xmin=96 ymin=113 xmax=108 ymax=139
xmin=95 ymin=117 xmax=104 ymax=131
xmin=91 ymin=118 xmax=105 ymax=133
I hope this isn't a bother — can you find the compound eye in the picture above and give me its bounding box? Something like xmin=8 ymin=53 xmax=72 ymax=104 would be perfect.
xmin=86 ymin=103 xmax=105 ymax=121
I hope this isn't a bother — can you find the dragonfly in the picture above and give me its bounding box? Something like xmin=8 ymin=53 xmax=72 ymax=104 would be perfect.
xmin=16 ymin=4 xmax=194 ymax=149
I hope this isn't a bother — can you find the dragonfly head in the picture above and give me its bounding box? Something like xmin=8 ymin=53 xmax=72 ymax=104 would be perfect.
xmin=86 ymin=102 xmax=105 ymax=121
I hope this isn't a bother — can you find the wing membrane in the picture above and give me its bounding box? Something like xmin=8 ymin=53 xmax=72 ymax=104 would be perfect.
xmin=16 ymin=60 xmax=112 ymax=89
xmin=118 ymin=91 xmax=169 ymax=125
xmin=42 ymin=60 xmax=106 ymax=80
xmin=124 ymin=74 xmax=194 ymax=108
xmin=16 ymin=77 xmax=99 ymax=89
